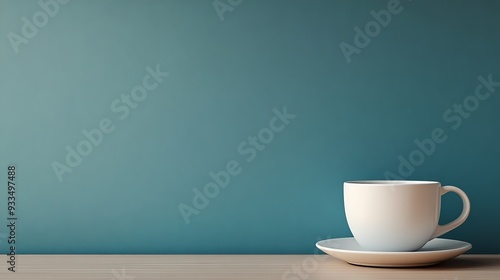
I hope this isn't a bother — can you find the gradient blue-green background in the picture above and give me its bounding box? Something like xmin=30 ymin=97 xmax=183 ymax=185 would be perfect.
xmin=1 ymin=0 xmax=499 ymax=254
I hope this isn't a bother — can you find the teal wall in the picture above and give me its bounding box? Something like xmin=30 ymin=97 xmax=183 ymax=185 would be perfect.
xmin=1 ymin=0 xmax=499 ymax=254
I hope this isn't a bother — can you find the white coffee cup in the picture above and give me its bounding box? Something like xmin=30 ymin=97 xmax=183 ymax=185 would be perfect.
xmin=344 ymin=180 xmax=470 ymax=251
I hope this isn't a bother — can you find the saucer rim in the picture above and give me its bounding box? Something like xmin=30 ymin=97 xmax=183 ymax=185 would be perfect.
xmin=315 ymin=237 xmax=472 ymax=255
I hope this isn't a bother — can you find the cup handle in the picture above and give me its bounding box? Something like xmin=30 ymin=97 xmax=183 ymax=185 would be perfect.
xmin=431 ymin=186 xmax=471 ymax=239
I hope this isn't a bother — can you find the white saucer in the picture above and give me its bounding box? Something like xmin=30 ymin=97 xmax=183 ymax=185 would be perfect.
xmin=316 ymin=237 xmax=471 ymax=267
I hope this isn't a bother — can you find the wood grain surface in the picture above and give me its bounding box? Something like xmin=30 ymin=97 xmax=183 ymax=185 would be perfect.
xmin=1 ymin=254 xmax=499 ymax=279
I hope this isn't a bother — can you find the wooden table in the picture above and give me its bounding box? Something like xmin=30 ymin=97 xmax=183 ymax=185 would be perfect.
xmin=1 ymin=254 xmax=499 ymax=279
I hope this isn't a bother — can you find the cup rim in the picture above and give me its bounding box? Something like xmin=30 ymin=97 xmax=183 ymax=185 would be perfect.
xmin=345 ymin=180 xmax=439 ymax=185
